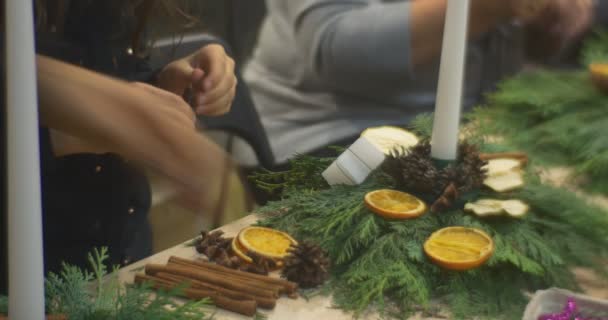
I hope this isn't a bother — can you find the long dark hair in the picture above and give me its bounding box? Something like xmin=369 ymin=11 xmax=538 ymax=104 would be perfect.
xmin=35 ymin=0 xmax=204 ymax=56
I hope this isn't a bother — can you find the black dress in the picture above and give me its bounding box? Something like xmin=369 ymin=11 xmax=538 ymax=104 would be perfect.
xmin=0 ymin=1 xmax=158 ymax=294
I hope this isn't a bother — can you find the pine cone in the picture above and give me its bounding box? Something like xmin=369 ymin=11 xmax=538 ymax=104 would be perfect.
xmin=384 ymin=141 xmax=441 ymax=195
xmin=430 ymin=183 xmax=459 ymax=212
xmin=382 ymin=140 xmax=488 ymax=212
xmin=454 ymin=143 xmax=487 ymax=193
xmin=281 ymin=241 xmax=330 ymax=288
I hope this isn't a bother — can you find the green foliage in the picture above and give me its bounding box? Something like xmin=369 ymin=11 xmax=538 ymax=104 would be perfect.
xmin=0 ymin=296 xmax=7 ymax=314
xmin=249 ymin=153 xmax=335 ymax=199
xmin=467 ymin=32 xmax=608 ymax=194
xmin=471 ymin=66 xmax=608 ymax=193
xmin=409 ymin=113 xmax=434 ymax=138
xmin=2 ymin=247 xmax=213 ymax=319
xmin=255 ymin=156 xmax=608 ymax=319
xmin=581 ymin=29 xmax=608 ymax=65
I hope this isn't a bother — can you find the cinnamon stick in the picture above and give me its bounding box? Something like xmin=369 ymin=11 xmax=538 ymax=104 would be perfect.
xmin=145 ymin=264 xmax=279 ymax=299
xmin=479 ymin=152 xmax=528 ymax=165
xmin=156 ymin=272 xmax=276 ymax=309
xmin=169 ymin=256 xmax=298 ymax=294
xmin=167 ymin=260 xmax=284 ymax=296
xmin=135 ymin=274 xmax=257 ymax=317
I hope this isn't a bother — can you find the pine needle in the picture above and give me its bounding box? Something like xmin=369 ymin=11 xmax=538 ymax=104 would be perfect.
xmin=2 ymin=247 xmax=214 ymax=319
xmin=470 ymin=31 xmax=608 ymax=194
xmin=254 ymin=155 xmax=608 ymax=319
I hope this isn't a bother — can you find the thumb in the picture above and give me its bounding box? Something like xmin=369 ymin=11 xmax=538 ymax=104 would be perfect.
xmin=158 ymin=59 xmax=194 ymax=96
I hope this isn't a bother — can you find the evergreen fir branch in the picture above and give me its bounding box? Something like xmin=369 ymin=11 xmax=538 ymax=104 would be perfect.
xmin=457 ymin=272 xmax=527 ymax=320
xmin=490 ymin=234 xmax=545 ymax=276
xmin=409 ymin=113 xmax=434 ymax=138
xmin=471 ymin=62 xmax=608 ymax=194
xmin=257 ymin=159 xmax=608 ymax=319
xmin=248 ymin=154 xmax=334 ymax=199
xmin=45 ymin=263 xmax=95 ymax=318
xmin=581 ymin=29 xmax=608 ymax=65
xmin=0 ymin=247 xmax=214 ymax=319
xmin=334 ymin=214 xmax=383 ymax=265
xmin=518 ymin=182 xmax=608 ymax=248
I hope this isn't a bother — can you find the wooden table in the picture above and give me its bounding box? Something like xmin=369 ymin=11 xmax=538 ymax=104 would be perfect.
xmin=119 ymin=167 xmax=608 ymax=319
xmin=118 ymin=215 xmax=375 ymax=320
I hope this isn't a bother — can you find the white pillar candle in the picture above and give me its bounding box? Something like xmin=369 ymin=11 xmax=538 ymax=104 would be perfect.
xmin=6 ymin=0 xmax=46 ymax=319
xmin=430 ymin=0 xmax=470 ymax=161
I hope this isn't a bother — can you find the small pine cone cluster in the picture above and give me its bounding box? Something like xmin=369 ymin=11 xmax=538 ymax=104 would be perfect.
xmin=430 ymin=183 xmax=459 ymax=212
xmin=247 ymin=251 xmax=280 ymax=275
xmin=384 ymin=141 xmax=439 ymax=195
xmin=194 ymin=230 xmax=273 ymax=275
xmin=382 ymin=140 xmax=488 ymax=212
xmin=281 ymin=241 xmax=330 ymax=289
xmin=195 ymin=230 xmax=241 ymax=268
xmin=454 ymin=142 xmax=487 ymax=193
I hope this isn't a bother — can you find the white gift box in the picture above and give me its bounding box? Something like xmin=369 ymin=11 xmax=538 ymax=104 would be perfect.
xmin=322 ymin=137 xmax=386 ymax=186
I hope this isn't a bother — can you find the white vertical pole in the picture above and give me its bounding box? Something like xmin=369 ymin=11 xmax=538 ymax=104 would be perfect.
xmin=6 ymin=0 xmax=46 ymax=318
xmin=430 ymin=0 xmax=470 ymax=161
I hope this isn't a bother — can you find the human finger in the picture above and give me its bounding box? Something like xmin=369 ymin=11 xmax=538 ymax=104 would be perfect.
xmin=195 ymin=84 xmax=236 ymax=116
xmin=196 ymin=58 xmax=236 ymax=108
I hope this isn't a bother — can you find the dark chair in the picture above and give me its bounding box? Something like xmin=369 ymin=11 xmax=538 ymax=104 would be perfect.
xmin=148 ymin=33 xmax=275 ymax=169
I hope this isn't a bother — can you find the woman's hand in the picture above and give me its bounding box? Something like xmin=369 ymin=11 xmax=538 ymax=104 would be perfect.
xmin=520 ymin=0 xmax=594 ymax=59
xmin=37 ymin=55 xmax=234 ymax=214
xmin=532 ymin=0 xmax=593 ymax=45
xmin=157 ymin=43 xmax=237 ymax=116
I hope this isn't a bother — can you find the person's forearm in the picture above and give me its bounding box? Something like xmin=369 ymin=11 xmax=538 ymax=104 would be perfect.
xmin=38 ymin=55 xmax=126 ymax=141
xmin=37 ymin=55 xmax=231 ymax=210
xmin=409 ymin=0 xmax=513 ymax=66
xmin=296 ymin=0 xmax=516 ymax=93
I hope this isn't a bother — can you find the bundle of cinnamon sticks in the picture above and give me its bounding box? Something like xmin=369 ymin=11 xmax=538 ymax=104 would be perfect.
xmin=134 ymin=256 xmax=298 ymax=317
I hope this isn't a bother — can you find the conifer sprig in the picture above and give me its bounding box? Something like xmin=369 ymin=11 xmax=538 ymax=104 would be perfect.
xmin=256 ymin=156 xmax=608 ymax=319
xmin=469 ymin=30 xmax=608 ymax=194
xmin=1 ymin=247 xmax=213 ymax=319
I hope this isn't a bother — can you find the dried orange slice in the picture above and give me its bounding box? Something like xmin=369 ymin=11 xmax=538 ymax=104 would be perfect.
xmin=364 ymin=189 xmax=427 ymax=219
xmin=424 ymin=227 xmax=494 ymax=271
xmin=237 ymin=226 xmax=298 ymax=260
xmin=590 ymin=63 xmax=608 ymax=94
xmin=231 ymin=237 xmax=253 ymax=263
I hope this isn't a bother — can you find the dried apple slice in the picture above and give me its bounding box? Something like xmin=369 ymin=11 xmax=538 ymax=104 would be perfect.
xmin=465 ymin=199 xmax=529 ymax=218
xmin=484 ymin=158 xmax=524 ymax=177
xmin=501 ymin=200 xmax=529 ymax=218
xmin=483 ymin=170 xmax=525 ymax=192
xmin=360 ymin=126 xmax=419 ymax=154
xmin=464 ymin=199 xmax=505 ymax=217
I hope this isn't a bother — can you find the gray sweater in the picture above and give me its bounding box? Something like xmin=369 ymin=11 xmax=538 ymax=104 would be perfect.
xmin=242 ymin=0 xmax=524 ymax=165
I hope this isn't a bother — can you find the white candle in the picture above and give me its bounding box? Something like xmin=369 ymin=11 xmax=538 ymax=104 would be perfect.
xmin=430 ymin=0 xmax=470 ymax=161
xmin=6 ymin=0 xmax=46 ymax=319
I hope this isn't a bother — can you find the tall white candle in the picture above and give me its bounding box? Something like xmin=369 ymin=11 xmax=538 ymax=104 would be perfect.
xmin=430 ymin=0 xmax=470 ymax=161
xmin=6 ymin=0 xmax=46 ymax=319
